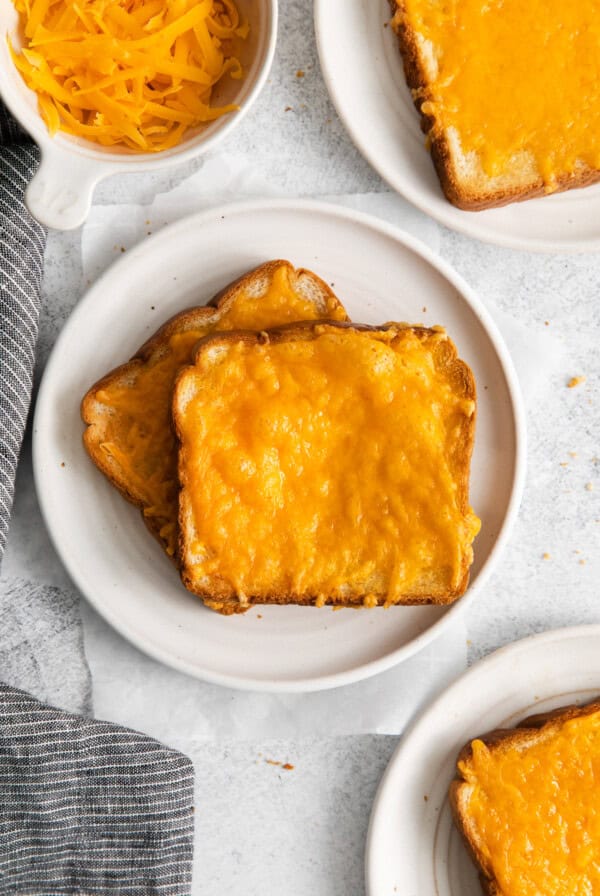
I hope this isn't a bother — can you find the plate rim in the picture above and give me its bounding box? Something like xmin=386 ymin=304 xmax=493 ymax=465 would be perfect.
xmin=314 ymin=0 xmax=600 ymax=255
xmin=364 ymin=622 xmax=600 ymax=894
xmin=33 ymin=197 xmax=527 ymax=692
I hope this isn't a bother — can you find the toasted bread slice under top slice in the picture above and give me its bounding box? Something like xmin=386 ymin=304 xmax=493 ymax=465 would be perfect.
xmin=173 ymin=321 xmax=480 ymax=615
xmin=389 ymin=0 xmax=600 ymax=210
xmin=450 ymin=699 xmax=600 ymax=896
xmin=81 ymin=261 xmax=348 ymax=559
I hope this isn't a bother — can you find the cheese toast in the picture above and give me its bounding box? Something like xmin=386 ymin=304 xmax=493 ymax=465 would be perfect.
xmin=450 ymin=699 xmax=600 ymax=896
xmin=81 ymin=261 xmax=348 ymax=559
xmin=389 ymin=0 xmax=600 ymax=209
xmin=173 ymin=321 xmax=480 ymax=615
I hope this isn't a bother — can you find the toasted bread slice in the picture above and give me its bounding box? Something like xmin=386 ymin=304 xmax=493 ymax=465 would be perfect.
xmin=389 ymin=0 xmax=600 ymax=210
xmin=450 ymin=699 xmax=600 ymax=896
xmin=173 ymin=321 xmax=480 ymax=615
xmin=81 ymin=261 xmax=348 ymax=559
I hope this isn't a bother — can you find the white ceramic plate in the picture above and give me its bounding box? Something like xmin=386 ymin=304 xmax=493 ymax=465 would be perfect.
xmin=366 ymin=625 xmax=600 ymax=895
xmin=33 ymin=199 xmax=525 ymax=692
xmin=315 ymin=0 xmax=600 ymax=253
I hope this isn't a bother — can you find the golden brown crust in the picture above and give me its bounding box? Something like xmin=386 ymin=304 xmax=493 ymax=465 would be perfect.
xmin=80 ymin=261 xmax=349 ymax=558
xmin=450 ymin=697 xmax=600 ymax=896
xmin=183 ymin=588 xmax=465 ymax=614
xmin=388 ymin=1 xmax=600 ymax=210
xmin=174 ymin=321 xmax=477 ymax=615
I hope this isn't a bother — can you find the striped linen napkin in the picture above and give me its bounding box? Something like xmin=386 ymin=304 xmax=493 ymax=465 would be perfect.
xmin=0 ymin=106 xmax=195 ymax=894
xmin=0 ymin=102 xmax=45 ymax=558
xmin=0 ymin=681 xmax=195 ymax=894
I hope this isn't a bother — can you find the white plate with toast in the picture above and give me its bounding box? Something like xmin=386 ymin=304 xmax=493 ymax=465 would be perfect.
xmin=315 ymin=0 xmax=600 ymax=253
xmin=366 ymin=625 xmax=600 ymax=895
xmin=33 ymin=199 xmax=525 ymax=691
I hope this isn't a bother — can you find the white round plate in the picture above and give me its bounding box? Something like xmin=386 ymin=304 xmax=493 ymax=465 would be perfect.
xmin=315 ymin=0 xmax=600 ymax=253
xmin=33 ymin=199 xmax=525 ymax=692
xmin=366 ymin=625 xmax=600 ymax=895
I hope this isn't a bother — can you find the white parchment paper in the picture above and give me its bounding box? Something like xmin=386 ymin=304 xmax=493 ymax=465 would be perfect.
xmin=79 ymin=153 xmax=563 ymax=738
xmin=82 ymin=600 xmax=467 ymax=739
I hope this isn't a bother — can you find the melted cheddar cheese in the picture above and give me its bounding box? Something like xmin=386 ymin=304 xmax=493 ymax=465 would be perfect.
xmin=95 ymin=265 xmax=346 ymax=556
xmin=400 ymin=0 xmax=600 ymax=186
xmin=178 ymin=326 xmax=479 ymax=603
xmin=460 ymin=711 xmax=600 ymax=896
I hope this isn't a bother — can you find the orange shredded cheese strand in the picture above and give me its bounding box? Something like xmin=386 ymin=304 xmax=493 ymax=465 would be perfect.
xmin=9 ymin=0 xmax=246 ymax=151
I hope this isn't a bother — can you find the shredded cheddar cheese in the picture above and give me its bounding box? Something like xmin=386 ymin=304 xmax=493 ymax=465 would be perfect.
xmin=9 ymin=0 xmax=247 ymax=151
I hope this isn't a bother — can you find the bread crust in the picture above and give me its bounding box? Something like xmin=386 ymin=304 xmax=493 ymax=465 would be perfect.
xmin=449 ymin=697 xmax=600 ymax=896
xmin=173 ymin=321 xmax=477 ymax=615
xmin=81 ymin=261 xmax=348 ymax=560
xmin=388 ymin=0 xmax=600 ymax=210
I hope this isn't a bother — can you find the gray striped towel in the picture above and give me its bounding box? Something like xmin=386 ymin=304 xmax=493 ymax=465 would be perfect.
xmin=0 ymin=108 xmax=195 ymax=894
xmin=0 ymin=102 xmax=45 ymax=560
xmin=0 ymin=681 xmax=195 ymax=894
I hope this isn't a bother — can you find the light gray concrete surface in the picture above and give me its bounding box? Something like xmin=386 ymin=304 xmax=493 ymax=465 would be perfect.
xmin=2 ymin=0 xmax=600 ymax=893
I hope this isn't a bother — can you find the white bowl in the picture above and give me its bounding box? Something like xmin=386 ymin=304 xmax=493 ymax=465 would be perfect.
xmin=0 ymin=0 xmax=277 ymax=229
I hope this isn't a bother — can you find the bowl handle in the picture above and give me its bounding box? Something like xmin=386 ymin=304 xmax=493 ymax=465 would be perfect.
xmin=25 ymin=147 xmax=107 ymax=231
